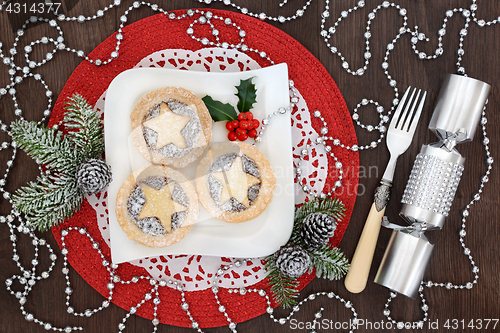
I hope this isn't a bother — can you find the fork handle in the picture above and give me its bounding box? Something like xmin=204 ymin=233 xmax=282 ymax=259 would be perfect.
xmin=344 ymin=203 xmax=385 ymax=293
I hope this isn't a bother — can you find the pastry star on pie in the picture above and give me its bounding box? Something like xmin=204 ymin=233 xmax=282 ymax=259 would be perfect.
xmin=138 ymin=182 xmax=187 ymax=233
xmin=142 ymin=102 xmax=191 ymax=149
xmin=130 ymin=87 xmax=213 ymax=168
xmin=115 ymin=165 xmax=199 ymax=248
xmin=196 ymin=142 xmax=276 ymax=223
xmin=211 ymin=156 xmax=260 ymax=207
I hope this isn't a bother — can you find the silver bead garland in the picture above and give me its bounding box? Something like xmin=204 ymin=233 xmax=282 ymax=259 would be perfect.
xmin=296 ymin=109 xmax=344 ymax=197
xmin=0 ymin=0 xmax=496 ymax=331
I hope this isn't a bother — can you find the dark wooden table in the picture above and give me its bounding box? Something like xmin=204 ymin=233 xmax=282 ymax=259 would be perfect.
xmin=1 ymin=1 xmax=499 ymax=332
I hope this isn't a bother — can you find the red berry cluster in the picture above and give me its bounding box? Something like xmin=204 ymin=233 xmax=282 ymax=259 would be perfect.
xmin=226 ymin=112 xmax=260 ymax=141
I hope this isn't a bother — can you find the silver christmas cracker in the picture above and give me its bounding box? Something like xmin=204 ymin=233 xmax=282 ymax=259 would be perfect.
xmin=375 ymin=74 xmax=491 ymax=298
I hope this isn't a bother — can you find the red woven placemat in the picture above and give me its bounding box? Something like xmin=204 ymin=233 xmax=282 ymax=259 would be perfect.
xmin=50 ymin=9 xmax=358 ymax=328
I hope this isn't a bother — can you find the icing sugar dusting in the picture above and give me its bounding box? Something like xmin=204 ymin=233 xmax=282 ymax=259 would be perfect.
xmin=141 ymin=176 xmax=169 ymax=190
xmin=127 ymin=177 xmax=188 ymax=235
xmin=142 ymin=99 xmax=202 ymax=158
xmin=208 ymin=153 xmax=261 ymax=212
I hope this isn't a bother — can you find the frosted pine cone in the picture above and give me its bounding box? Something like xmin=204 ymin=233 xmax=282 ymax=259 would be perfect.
xmin=300 ymin=213 xmax=337 ymax=248
xmin=75 ymin=158 xmax=112 ymax=194
xmin=274 ymin=243 xmax=310 ymax=279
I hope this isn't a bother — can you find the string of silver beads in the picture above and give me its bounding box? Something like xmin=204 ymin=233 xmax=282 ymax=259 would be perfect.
xmin=265 ymin=291 xmax=358 ymax=333
xmin=296 ymin=109 xmax=344 ymax=197
xmin=61 ymin=228 xmax=114 ymax=318
xmin=179 ymin=257 xmax=359 ymax=333
xmin=60 ymin=227 xmax=189 ymax=332
xmin=0 ymin=137 xmax=16 ymax=201
xmin=254 ymin=81 xmax=297 ymax=145
xmin=184 ymin=8 xmax=278 ymax=67
xmin=3 ymin=213 xmax=82 ymax=332
xmin=320 ymin=0 xmax=408 ymax=151
xmin=383 ymin=288 xmax=427 ymax=329
xmin=198 ymin=0 xmax=314 ymax=24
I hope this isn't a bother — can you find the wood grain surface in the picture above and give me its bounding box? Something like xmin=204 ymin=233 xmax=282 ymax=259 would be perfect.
xmin=1 ymin=1 xmax=499 ymax=332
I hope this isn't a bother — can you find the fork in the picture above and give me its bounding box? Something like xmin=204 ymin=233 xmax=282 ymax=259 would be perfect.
xmin=344 ymin=87 xmax=427 ymax=294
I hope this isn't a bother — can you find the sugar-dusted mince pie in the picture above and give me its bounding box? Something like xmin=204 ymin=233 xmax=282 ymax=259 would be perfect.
xmin=115 ymin=165 xmax=199 ymax=248
xmin=196 ymin=142 xmax=276 ymax=223
xmin=131 ymin=87 xmax=212 ymax=168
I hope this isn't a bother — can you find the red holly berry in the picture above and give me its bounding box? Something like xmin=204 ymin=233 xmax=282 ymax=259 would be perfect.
xmin=226 ymin=121 xmax=235 ymax=131
xmin=239 ymin=120 xmax=249 ymax=130
xmin=228 ymin=131 xmax=238 ymax=141
xmin=252 ymin=119 xmax=260 ymax=129
xmin=236 ymin=127 xmax=246 ymax=137
xmin=248 ymin=129 xmax=257 ymax=138
xmin=225 ymin=113 xmax=260 ymax=142
xmin=238 ymin=132 xmax=249 ymax=141
xmin=238 ymin=112 xmax=248 ymax=121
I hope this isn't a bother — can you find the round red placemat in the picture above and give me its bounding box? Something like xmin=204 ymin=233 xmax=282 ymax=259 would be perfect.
xmin=50 ymin=9 xmax=358 ymax=328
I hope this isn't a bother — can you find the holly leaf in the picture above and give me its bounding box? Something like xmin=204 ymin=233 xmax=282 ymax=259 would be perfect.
xmin=235 ymin=77 xmax=257 ymax=113
xmin=202 ymin=95 xmax=238 ymax=121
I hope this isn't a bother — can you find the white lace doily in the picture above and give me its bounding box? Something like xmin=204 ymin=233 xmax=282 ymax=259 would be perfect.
xmin=91 ymin=48 xmax=327 ymax=291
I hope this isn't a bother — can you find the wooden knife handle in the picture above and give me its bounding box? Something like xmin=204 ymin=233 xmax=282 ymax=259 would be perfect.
xmin=344 ymin=202 xmax=385 ymax=293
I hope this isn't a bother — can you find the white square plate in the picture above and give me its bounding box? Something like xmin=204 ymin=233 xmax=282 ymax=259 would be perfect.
xmin=104 ymin=64 xmax=294 ymax=264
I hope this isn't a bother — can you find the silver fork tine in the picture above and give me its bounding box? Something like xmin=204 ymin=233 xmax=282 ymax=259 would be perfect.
xmin=407 ymin=91 xmax=427 ymax=134
xmin=397 ymin=88 xmax=416 ymax=130
xmin=402 ymin=89 xmax=421 ymax=131
xmin=389 ymin=87 xmax=411 ymax=131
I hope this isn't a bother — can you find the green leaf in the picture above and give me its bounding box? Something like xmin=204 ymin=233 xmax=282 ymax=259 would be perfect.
xmin=202 ymin=95 xmax=238 ymax=121
xmin=235 ymin=77 xmax=257 ymax=113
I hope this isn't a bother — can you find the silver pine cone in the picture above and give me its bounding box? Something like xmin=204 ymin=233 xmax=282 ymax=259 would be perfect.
xmin=300 ymin=213 xmax=337 ymax=248
xmin=274 ymin=243 xmax=311 ymax=279
xmin=75 ymin=158 xmax=112 ymax=194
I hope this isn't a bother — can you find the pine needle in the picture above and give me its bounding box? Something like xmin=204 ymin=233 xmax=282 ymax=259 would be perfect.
xmin=64 ymin=93 xmax=104 ymax=159
xmin=307 ymin=245 xmax=350 ymax=280
xmin=264 ymin=254 xmax=300 ymax=308
xmin=10 ymin=120 xmax=80 ymax=173
xmin=265 ymin=197 xmax=349 ymax=308
xmin=9 ymin=94 xmax=104 ymax=231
